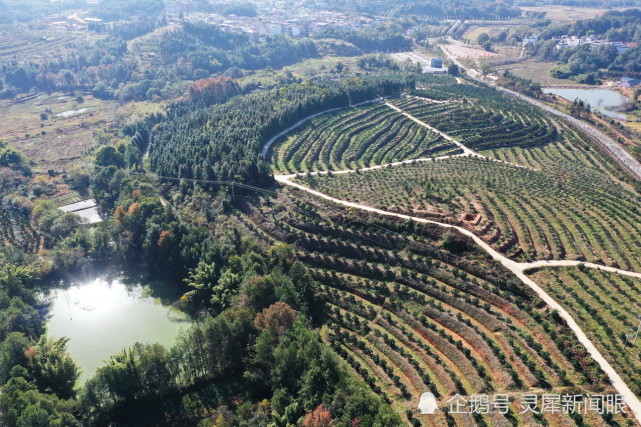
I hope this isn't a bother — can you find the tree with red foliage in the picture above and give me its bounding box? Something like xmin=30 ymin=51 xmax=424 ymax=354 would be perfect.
xmin=254 ymin=302 xmax=297 ymax=335
xmin=302 ymin=404 xmax=335 ymax=427
xmin=186 ymin=77 xmax=240 ymax=106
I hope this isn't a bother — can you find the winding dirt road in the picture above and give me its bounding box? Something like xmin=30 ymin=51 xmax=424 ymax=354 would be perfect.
xmin=264 ymin=95 xmax=641 ymax=423
xmin=261 ymin=78 xmax=641 ymax=423
xmin=274 ymin=172 xmax=641 ymax=424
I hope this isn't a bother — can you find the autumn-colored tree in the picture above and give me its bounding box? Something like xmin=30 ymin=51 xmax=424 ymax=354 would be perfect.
xmin=254 ymin=302 xmax=297 ymax=335
xmin=127 ymin=202 xmax=141 ymax=216
xmin=187 ymin=77 xmax=240 ymax=106
xmin=302 ymin=405 xmax=335 ymax=427
xmin=157 ymin=230 xmax=172 ymax=247
xmin=114 ymin=206 xmax=126 ymax=224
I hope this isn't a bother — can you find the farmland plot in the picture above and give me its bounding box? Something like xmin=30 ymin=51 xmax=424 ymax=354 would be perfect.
xmin=233 ymin=190 xmax=631 ymax=426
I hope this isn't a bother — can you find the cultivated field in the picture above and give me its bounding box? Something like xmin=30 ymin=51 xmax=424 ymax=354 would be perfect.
xmin=529 ymin=266 xmax=641 ymax=397
xmin=270 ymin=102 xmax=462 ymax=173
xmin=519 ymin=6 xmax=612 ymax=23
xmin=440 ymin=44 xmax=500 ymax=60
xmin=0 ymin=93 xmax=158 ymax=172
xmin=0 ymin=196 xmax=41 ymax=253
xmin=273 ymin=80 xmax=641 ymax=271
xmin=495 ymin=60 xmax=591 ymax=87
xmin=388 ymin=95 xmax=558 ymax=151
xmin=296 ymin=154 xmax=641 ymax=269
xmin=233 ymin=190 xmax=631 ymax=426
xmin=0 ymin=24 xmax=100 ymax=64
xmin=259 ymin=75 xmax=641 ymax=424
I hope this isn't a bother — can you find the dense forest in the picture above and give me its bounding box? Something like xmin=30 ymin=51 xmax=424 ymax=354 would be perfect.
xmin=316 ymin=25 xmax=412 ymax=53
xmin=160 ymin=22 xmax=320 ymax=73
xmin=538 ymin=9 xmax=641 ymax=42
xmin=0 ymin=17 xmax=412 ymax=100
xmin=148 ymin=75 xmax=414 ymax=185
xmin=0 ymin=0 xmax=84 ymax=23
xmin=0 ymin=159 xmax=402 ymax=425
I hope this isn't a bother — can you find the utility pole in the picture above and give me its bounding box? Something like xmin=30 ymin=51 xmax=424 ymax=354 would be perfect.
xmin=625 ymin=327 xmax=634 ymax=348
xmin=633 ymin=316 xmax=641 ymax=346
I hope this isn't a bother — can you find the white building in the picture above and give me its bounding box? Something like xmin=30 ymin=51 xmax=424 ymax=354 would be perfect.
xmin=268 ymin=24 xmax=283 ymax=36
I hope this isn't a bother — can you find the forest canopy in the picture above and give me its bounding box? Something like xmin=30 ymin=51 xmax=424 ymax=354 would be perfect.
xmin=149 ymin=75 xmax=414 ymax=185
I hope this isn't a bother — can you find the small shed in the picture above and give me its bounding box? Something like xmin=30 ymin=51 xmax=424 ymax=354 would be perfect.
xmin=430 ymin=57 xmax=443 ymax=68
xmin=59 ymin=199 xmax=102 ymax=225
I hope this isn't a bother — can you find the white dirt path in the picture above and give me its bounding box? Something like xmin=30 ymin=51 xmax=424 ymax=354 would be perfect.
xmin=384 ymin=101 xmax=477 ymax=156
xmin=274 ymin=173 xmax=641 ymax=424
xmin=520 ymin=260 xmax=641 ymax=280
xmin=261 ymin=76 xmax=641 ymax=423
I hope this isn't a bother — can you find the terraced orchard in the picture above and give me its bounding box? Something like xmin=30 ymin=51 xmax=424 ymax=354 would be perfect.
xmin=296 ymin=155 xmax=641 ymax=270
xmin=388 ymin=96 xmax=558 ymax=152
xmin=528 ymin=266 xmax=641 ymax=399
xmin=270 ymin=102 xmax=462 ymax=173
xmin=232 ymin=190 xmax=631 ymax=426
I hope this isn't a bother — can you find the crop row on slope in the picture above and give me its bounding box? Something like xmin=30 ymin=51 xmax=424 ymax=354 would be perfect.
xmin=231 ymin=190 xmax=629 ymax=426
xmin=529 ymin=266 xmax=641 ymax=398
xmin=389 ymin=96 xmax=559 ymax=151
xmin=295 ymin=154 xmax=641 ymax=269
xmin=270 ymin=102 xmax=462 ymax=173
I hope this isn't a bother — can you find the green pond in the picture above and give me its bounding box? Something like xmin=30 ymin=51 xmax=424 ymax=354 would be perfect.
xmin=542 ymin=87 xmax=631 ymax=120
xmin=45 ymin=273 xmax=190 ymax=384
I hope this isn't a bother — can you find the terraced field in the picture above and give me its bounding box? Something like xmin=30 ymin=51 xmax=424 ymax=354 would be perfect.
xmin=262 ymin=76 xmax=641 ymax=424
xmin=233 ymin=191 xmax=631 ymax=426
xmin=528 ymin=267 xmax=641 ymax=398
xmin=295 ymin=155 xmax=641 ymax=269
xmin=388 ymin=96 xmax=558 ymax=152
xmin=270 ymin=102 xmax=463 ymax=173
xmin=0 ymin=27 xmax=96 ymax=63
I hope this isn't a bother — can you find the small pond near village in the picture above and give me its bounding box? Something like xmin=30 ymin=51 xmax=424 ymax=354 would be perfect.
xmin=542 ymin=87 xmax=632 ymax=120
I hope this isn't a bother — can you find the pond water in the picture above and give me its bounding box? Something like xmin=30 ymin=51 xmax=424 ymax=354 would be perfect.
xmin=542 ymin=87 xmax=631 ymax=120
xmin=45 ymin=274 xmax=190 ymax=383
xmin=56 ymin=107 xmax=89 ymax=118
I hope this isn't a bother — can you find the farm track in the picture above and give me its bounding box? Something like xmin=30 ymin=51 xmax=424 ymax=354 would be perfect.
xmin=270 ymin=99 xmax=530 ymax=178
xmin=275 ymin=172 xmax=641 ymax=424
xmin=265 ymin=97 xmax=641 ymax=423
